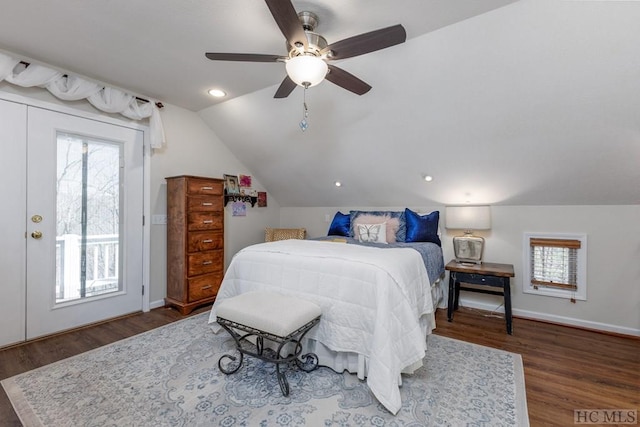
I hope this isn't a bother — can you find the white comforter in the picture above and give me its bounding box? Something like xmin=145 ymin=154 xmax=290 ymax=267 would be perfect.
xmin=208 ymin=239 xmax=435 ymax=414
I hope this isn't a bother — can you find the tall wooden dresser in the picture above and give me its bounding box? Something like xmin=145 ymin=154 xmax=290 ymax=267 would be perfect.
xmin=165 ymin=175 xmax=224 ymax=314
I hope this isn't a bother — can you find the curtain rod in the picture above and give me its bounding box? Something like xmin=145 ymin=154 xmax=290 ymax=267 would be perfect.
xmin=18 ymin=60 xmax=164 ymax=109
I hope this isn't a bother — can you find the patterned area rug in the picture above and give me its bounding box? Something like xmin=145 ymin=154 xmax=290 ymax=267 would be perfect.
xmin=2 ymin=313 xmax=529 ymax=426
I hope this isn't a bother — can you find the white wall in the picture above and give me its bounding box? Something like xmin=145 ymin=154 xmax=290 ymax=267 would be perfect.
xmin=148 ymin=104 xmax=281 ymax=304
xmin=5 ymin=83 xmax=637 ymax=336
xmin=280 ymin=205 xmax=640 ymax=336
xmin=488 ymin=206 xmax=639 ymax=335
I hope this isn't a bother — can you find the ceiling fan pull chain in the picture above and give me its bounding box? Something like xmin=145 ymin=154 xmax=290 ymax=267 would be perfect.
xmin=299 ymin=85 xmax=309 ymax=131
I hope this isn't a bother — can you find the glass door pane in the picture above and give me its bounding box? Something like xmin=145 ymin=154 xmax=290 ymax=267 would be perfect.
xmin=56 ymin=133 xmax=123 ymax=303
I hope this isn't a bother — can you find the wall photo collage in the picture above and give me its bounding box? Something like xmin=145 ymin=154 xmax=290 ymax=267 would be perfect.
xmin=223 ymin=174 xmax=267 ymax=216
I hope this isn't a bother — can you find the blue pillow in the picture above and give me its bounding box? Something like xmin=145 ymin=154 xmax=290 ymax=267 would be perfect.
xmin=327 ymin=212 xmax=350 ymax=237
xmin=404 ymin=208 xmax=441 ymax=246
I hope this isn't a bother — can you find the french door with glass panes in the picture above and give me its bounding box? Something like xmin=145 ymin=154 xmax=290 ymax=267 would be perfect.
xmin=0 ymin=100 xmax=144 ymax=345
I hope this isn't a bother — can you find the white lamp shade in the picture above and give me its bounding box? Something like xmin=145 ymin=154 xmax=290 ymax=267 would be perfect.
xmin=445 ymin=205 xmax=491 ymax=231
xmin=285 ymin=56 xmax=328 ymax=87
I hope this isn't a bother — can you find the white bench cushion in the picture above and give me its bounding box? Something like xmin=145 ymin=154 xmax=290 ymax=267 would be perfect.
xmin=216 ymin=291 xmax=321 ymax=338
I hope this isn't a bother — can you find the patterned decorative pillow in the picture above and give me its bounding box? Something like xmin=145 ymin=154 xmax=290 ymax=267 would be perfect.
xmin=404 ymin=208 xmax=441 ymax=246
xmin=350 ymin=210 xmax=406 ymax=242
xmin=355 ymin=223 xmax=387 ymax=244
xmin=351 ymin=213 xmax=400 ymax=243
xmin=327 ymin=211 xmax=350 ymax=236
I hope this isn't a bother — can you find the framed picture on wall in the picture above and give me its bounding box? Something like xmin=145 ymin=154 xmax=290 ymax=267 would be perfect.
xmin=232 ymin=201 xmax=246 ymax=216
xmin=257 ymin=191 xmax=267 ymax=207
xmin=239 ymin=174 xmax=252 ymax=188
xmin=224 ymin=174 xmax=240 ymax=195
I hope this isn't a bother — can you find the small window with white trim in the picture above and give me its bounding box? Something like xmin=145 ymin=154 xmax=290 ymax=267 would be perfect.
xmin=523 ymin=233 xmax=587 ymax=301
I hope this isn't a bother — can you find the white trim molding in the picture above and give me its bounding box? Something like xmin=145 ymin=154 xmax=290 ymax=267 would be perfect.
xmin=457 ymin=297 xmax=640 ymax=337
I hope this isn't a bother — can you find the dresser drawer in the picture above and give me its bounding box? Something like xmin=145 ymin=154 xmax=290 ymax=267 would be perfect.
xmin=187 ymin=212 xmax=223 ymax=231
xmin=187 ymin=250 xmax=223 ymax=276
xmin=187 ymin=195 xmax=222 ymax=212
xmin=455 ymin=272 xmax=505 ymax=287
xmin=187 ymin=178 xmax=223 ymax=196
xmin=187 ymin=231 xmax=223 ymax=253
xmin=188 ymin=273 xmax=222 ymax=302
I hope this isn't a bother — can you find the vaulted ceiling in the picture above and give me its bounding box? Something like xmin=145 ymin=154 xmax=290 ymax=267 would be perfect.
xmin=2 ymin=0 xmax=639 ymax=207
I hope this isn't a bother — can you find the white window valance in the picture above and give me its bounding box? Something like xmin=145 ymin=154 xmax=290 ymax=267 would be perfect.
xmin=0 ymin=52 xmax=165 ymax=148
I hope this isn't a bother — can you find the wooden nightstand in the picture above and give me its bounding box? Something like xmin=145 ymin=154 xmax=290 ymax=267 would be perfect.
xmin=445 ymin=260 xmax=515 ymax=334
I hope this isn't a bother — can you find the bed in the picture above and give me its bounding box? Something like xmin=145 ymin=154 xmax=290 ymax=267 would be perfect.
xmin=208 ymin=209 xmax=445 ymax=415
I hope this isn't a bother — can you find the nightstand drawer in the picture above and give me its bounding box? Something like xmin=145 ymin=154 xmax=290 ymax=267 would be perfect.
xmin=455 ymin=272 xmax=504 ymax=287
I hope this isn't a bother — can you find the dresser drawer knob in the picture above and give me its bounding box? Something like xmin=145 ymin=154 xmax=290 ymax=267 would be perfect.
xmin=203 ymin=220 xmax=213 ymax=224
xmin=202 ymin=202 xmax=213 ymax=206
xmin=201 ymin=285 xmax=213 ymax=290
xmin=202 ymin=239 xmax=213 ymax=243
xmin=202 ymin=260 xmax=213 ymax=265
xmin=202 ymin=186 xmax=213 ymax=190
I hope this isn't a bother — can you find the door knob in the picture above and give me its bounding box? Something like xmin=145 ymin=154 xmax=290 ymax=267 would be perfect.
xmin=31 ymin=230 xmax=43 ymax=239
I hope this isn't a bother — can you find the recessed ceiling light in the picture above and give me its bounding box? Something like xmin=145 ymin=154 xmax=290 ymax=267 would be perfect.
xmin=424 ymin=175 xmax=433 ymax=182
xmin=208 ymin=88 xmax=226 ymax=97
xmin=335 ymin=181 xmax=342 ymax=187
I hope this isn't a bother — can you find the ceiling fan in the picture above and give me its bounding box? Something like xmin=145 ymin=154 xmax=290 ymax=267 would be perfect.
xmin=205 ymin=0 xmax=407 ymax=98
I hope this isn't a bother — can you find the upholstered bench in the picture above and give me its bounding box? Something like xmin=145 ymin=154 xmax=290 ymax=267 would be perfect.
xmin=215 ymin=291 xmax=321 ymax=396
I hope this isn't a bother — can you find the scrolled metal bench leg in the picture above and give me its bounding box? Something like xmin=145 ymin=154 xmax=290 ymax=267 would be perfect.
xmin=276 ymin=362 xmax=290 ymax=396
xmin=274 ymin=337 xmax=298 ymax=396
xmin=217 ymin=322 xmax=246 ymax=375
xmin=293 ymin=318 xmax=320 ymax=372
xmin=296 ymin=352 xmax=319 ymax=372
xmin=218 ymin=349 xmax=244 ymax=374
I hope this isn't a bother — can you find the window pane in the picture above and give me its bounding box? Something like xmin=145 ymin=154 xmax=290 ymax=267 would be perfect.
xmin=56 ymin=133 xmax=122 ymax=303
xmin=531 ymin=246 xmax=577 ymax=286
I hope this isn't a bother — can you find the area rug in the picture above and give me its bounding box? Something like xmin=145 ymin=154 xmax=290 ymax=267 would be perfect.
xmin=2 ymin=313 xmax=529 ymax=426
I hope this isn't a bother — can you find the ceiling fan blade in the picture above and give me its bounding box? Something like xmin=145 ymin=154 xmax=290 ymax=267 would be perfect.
xmin=326 ymin=65 xmax=372 ymax=95
xmin=274 ymin=75 xmax=297 ymax=98
xmin=322 ymin=24 xmax=406 ymax=60
xmin=264 ymin=0 xmax=307 ymax=51
xmin=205 ymin=53 xmax=284 ymax=62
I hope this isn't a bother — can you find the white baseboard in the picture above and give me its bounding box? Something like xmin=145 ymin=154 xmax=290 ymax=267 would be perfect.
xmin=150 ymin=299 xmax=166 ymax=310
xmin=458 ymin=297 xmax=640 ymax=337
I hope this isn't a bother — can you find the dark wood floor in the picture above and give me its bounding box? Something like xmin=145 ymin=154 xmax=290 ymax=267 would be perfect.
xmin=1 ymin=306 xmax=638 ymax=426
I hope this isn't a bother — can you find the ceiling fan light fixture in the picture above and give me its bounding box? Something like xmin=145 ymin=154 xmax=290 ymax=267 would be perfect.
xmin=205 ymin=2 xmax=407 ymax=99
xmin=285 ymin=55 xmax=328 ymax=87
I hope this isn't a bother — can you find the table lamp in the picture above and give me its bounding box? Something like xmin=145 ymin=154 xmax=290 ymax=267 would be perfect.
xmin=445 ymin=205 xmax=491 ymax=264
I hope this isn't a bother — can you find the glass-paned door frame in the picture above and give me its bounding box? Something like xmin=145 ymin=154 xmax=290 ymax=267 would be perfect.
xmin=0 ymin=90 xmax=151 ymax=332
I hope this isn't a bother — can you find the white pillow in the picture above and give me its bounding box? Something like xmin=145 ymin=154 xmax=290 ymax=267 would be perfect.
xmin=356 ymin=223 xmax=387 ymax=244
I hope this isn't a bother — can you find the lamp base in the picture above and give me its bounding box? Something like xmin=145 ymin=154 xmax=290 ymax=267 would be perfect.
xmin=452 ymin=235 xmax=485 ymax=264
